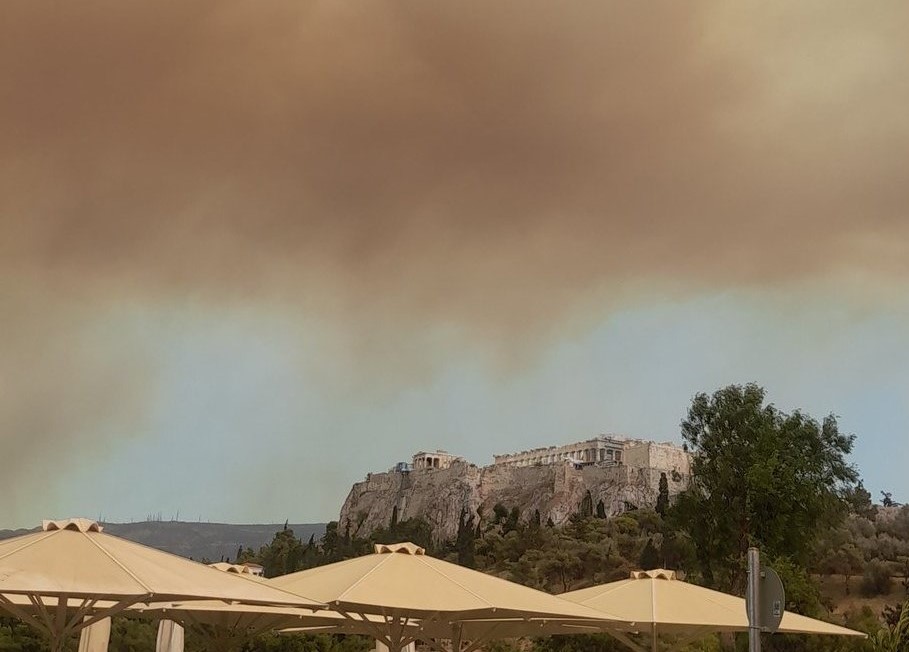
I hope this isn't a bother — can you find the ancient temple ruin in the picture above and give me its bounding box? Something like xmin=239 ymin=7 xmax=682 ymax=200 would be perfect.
xmin=411 ymin=450 xmax=464 ymax=470
xmin=492 ymin=435 xmax=627 ymax=467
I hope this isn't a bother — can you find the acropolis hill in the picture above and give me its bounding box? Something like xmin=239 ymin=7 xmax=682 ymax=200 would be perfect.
xmin=339 ymin=435 xmax=690 ymax=543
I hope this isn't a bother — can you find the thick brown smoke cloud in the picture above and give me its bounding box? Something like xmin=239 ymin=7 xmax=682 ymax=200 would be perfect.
xmin=1 ymin=1 xmax=907 ymax=522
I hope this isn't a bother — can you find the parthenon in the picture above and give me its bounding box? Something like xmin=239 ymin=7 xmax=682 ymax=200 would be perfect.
xmin=492 ymin=435 xmax=628 ymax=467
xmin=391 ymin=435 xmax=690 ymax=477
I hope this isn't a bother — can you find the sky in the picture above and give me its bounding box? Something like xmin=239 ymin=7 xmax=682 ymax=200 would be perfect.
xmin=1 ymin=1 xmax=907 ymax=528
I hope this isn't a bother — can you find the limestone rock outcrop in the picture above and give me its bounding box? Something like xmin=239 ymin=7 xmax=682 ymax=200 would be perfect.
xmin=339 ymin=457 xmax=688 ymax=543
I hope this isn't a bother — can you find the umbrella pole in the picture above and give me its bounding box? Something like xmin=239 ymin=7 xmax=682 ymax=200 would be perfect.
xmin=651 ymin=623 xmax=658 ymax=652
xmin=451 ymin=623 xmax=463 ymax=652
xmin=48 ymin=633 xmax=68 ymax=652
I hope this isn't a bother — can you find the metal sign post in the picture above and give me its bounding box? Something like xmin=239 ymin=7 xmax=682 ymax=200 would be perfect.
xmin=747 ymin=548 xmax=761 ymax=652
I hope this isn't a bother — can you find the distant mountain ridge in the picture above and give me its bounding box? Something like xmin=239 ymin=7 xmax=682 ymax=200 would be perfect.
xmin=0 ymin=520 xmax=327 ymax=562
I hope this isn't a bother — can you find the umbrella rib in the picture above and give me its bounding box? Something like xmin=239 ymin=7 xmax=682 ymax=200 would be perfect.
xmin=413 ymin=557 xmax=494 ymax=609
xmin=651 ymin=582 xmax=657 ymax=625
xmin=77 ymin=596 xmax=149 ymax=631
xmin=340 ymin=610 xmax=395 ymax=648
xmin=81 ymin=531 xmax=155 ymax=593
xmin=333 ymin=555 xmax=395 ymax=603
xmin=29 ymin=595 xmax=53 ymax=631
xmin=64 ymin=597 xmax=94 ymax=633
xmin=30 ymin=595 xmax=57 ymax=637
xmin=570 ymin=581 xmax=629 ymax=604
xmin=692 ymin=588 xmax=752 ymax=618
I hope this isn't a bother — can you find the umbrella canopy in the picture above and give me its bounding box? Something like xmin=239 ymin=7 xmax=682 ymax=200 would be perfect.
xmin=270 ymin=542 xmax=615 ymax=621
xmin=268 ymin=542 xmax=620 ymax=652
xmin=123 ymin=561 xmax=405 ymax=651
xmin=0 ymin=519 xmax=325 ymax=650
xmin=104 ymin=561 xmax=370 ymax=652
xmin=561 ymin=569 xmax=864 ymax=652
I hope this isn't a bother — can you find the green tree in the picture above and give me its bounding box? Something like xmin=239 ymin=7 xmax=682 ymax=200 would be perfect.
xmin=861 ymin=559 xmax=894 ymax=597
xmin=540 ymin=544 xmax=586 ymax=592
xmin=820 ymin=543 xmax=865 ymax=594
xmin=674 ymin=383 xmax=858 ymax=591
xmin=0 ymin=616 xmax=47 ymax=652
xmin=659 ymin=529 xmax=696 ymax=571
xmin=639 ymin=537 xmax=660 ymax=570
xmin=578 ymin=491 xmax=594 ymax=519
xmin=236 ymin=546 xmax=257 ymax=564
xmin=455 ymin=507 xmax=477 ymax=568
xmin=109 ymin=617 xmax=159 ymax=652
xmin=846 ymin=481 xmax=877 ymax=519
xmin=371 ymin=517 xmax=433 ymax=552
xmin=656 ymin=472 xmax=670 ymax=517
xmin=260 ymin=527 xmax=304 ymax=577
xmin=320 ymin=521 xmax=364 ymax=563
xmin=505 ymin=507 xmax=521 ymax=533
xmin=596 ymin=500 xmax=607 ymax=519
xmin=246 ymin=632 xmax=371 ymax=652
xmin=535 ymin=633 xmax=628 ymax=652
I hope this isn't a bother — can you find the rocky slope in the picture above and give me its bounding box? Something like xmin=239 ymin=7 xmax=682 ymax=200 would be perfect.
xmin=339 ymin=460 xmax=687 ymax=542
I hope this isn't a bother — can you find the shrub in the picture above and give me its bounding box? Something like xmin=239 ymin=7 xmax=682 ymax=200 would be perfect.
xmin=860 ymin=559 xmax=893 ymax=597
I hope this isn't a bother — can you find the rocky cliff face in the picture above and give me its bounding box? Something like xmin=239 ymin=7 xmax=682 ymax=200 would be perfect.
xmin=339 ymin=460 xmax=687 ymax=543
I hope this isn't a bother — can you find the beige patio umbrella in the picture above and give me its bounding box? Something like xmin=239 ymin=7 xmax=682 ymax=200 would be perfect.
xmin=561 ymin=569 xmax=865 ymax=652
xmin=123 ymin=561 xmax=398 ymax=651
xmin=268 ymin=542 xmax=621 ymax=652
xmin=0 ymin=518 xmax=325 ymax=651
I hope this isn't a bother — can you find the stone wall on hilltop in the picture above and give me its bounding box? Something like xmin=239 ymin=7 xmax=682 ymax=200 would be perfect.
xmin=339 ymin=455 xmax=688 ymax=543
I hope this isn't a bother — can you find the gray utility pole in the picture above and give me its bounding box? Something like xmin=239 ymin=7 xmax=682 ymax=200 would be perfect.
xmin=747 ymin=547 xmax=761 ymax=652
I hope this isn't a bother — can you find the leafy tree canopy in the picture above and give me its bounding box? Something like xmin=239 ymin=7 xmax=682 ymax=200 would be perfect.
xmin=674 ymin=383 xmax=858 ymax=591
